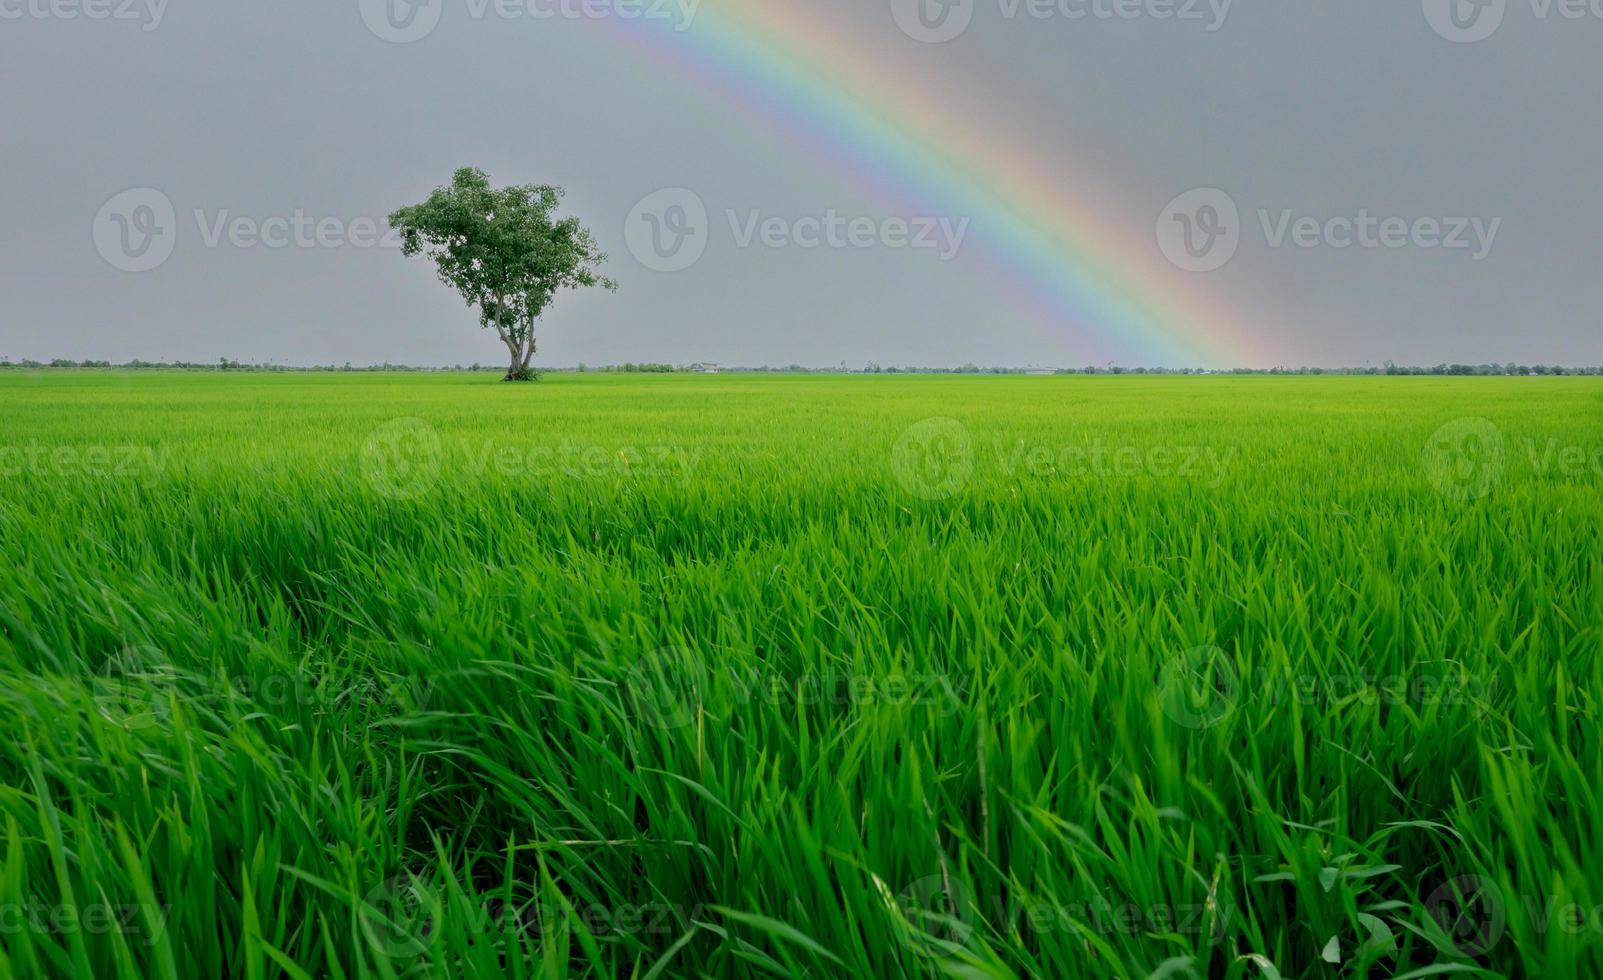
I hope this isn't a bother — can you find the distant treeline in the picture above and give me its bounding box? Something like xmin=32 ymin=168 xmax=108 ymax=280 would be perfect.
xmin=861 ymin=363 xmax=1603 ymax=376
xmin=0 ymin=358 xmax=460 ymax=373
xmin=4 ymin=358 xmax=1601 ymax=376
xmin=1070 ymin=363 xmax=1603 ymax=377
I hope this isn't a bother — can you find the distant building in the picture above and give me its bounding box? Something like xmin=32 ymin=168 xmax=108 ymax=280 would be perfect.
xmin=691 ymin=362 xmax=722 ymax=374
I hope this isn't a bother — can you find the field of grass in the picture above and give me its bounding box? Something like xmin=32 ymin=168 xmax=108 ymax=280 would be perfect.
xmin=0 ymin=370 xmax=1600 ymax=979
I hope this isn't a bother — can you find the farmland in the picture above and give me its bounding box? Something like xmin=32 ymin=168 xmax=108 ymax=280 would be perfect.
xmin=1 ymin=371 xmax=1600 ymax=978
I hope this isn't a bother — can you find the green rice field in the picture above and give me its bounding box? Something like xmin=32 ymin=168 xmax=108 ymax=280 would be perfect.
xmin=1 ymin=370 xmax=1600 ymax=979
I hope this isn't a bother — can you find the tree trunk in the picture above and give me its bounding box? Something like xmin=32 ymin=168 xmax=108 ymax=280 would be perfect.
xmin=503 ymin=333 xmax=536 ymax=382
xmin=503 ymin=340 xmax=523 ymax=382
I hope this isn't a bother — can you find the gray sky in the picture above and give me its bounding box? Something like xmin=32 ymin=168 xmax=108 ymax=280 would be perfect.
xmin=2 ymin=0 xmax=1598 ymax=369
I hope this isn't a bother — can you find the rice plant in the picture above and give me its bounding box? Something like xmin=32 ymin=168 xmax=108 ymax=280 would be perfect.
xmin=1 ymin=370 xmax=1599 ymax=978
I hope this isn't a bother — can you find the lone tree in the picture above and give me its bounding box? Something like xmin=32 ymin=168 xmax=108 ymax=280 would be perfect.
xmin=390 ymin=168 xmax=616 ymax=381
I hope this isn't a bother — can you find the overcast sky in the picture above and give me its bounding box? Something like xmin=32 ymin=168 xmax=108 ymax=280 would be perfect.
xmin=2 ymin=0 xmax=1598 ymax=369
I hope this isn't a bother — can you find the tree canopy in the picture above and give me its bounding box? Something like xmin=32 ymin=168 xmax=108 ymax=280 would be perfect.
xmin=390 ymin=168 xmax=616 ymax=381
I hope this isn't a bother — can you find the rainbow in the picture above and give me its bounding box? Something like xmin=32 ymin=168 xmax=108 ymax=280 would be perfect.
xmin=595 ymin=3 xmax=1270 ymax=368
